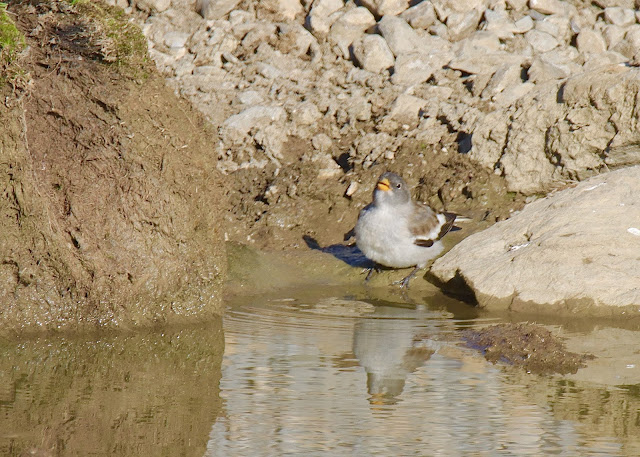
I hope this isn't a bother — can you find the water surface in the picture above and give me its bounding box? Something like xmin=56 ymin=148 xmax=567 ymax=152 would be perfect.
xmin=1 ymin=288 xmax=640 ymax=456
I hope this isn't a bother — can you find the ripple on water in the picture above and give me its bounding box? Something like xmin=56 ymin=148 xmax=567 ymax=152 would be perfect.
xmin=207 ymin=294 xmax=628 ymax=457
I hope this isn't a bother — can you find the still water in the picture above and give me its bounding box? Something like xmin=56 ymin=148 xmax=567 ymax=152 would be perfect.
xmin=1 ymin=287 xmax=639 ymax=456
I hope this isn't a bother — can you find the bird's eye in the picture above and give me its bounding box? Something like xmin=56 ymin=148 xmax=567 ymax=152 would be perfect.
xmin=396 ymin=183 xmax=402 ymax=188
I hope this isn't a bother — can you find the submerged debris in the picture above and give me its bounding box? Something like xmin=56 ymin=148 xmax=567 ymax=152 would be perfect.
xmin=462 ymin=323 xmax=595 ymax=375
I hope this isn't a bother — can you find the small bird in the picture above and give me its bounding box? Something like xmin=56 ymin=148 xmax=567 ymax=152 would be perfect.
xmin=354 ymin=172 xmax=457 ymax=289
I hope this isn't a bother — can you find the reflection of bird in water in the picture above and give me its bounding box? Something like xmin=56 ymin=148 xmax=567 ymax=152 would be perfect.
xmin=353 ymin=307 xmax=434 ymax=406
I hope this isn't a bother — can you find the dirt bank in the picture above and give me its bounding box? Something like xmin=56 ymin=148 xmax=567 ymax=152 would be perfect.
xmin=0 ymin=1 xmax=226 ymax=335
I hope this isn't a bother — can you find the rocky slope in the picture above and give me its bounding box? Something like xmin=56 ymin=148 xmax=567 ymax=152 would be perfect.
xmin=108 ymin=0 xmax=640 ymax=251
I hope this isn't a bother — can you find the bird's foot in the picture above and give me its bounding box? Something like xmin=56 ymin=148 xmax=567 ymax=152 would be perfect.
xmin=392 ymin=266 xmax=421 ymax=289
xmin=363 ymin=266 xmax=380 ymax=282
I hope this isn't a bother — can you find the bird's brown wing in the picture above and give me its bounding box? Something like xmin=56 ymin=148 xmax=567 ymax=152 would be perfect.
xmin=409 ymin=204 xmax=457 ymax=247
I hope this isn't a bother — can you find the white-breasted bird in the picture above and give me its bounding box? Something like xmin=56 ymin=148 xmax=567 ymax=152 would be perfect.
xmin=354 ymin=172 xmax=457 ymax=289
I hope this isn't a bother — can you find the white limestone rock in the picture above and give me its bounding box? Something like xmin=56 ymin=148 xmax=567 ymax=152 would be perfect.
xmin=431 ymin=166 xmax=640 ymax=313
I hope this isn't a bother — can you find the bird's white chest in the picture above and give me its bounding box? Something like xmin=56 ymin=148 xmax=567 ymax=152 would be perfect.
xmin=355 ymin=204 xmax=443 ymax=268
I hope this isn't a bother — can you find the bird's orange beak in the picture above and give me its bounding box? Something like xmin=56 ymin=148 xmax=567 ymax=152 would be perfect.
xmin=376 ymin=178 xmax=391 ymax=191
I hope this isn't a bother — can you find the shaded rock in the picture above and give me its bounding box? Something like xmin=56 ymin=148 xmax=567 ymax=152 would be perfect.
xmin=430 ymin=166 xmax=640 ymax=314
xmin=527 ymin=55 xmax=571 ymax=83
xmin=602 ymin=24 xmax=626 ymax=50
xmin=352 ymin=34 xmax=395 ymax=73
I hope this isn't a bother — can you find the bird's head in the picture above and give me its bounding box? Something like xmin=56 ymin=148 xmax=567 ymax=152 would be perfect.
xmin=373 ymin=172 xmax=411 ymax=206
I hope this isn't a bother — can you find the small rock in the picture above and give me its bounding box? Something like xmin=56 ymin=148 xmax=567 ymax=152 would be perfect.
xmin=197 ymin=0 xmax=242 ymax=19
xmin=430 ymin=0 xmax=488 ymax=22
xmin=384 ymin=93 xmax=427 ymax=128
xmin=575 ymin=28 xmax=607 ymax=55
xmin=602 ymin=24 xmax=626 ymax=50
xmin=307 ymin=0 xmax=345 ymax=35
xmin=391 ymin=51 xmax=451 ymax=86
xmin=279 ymin=23 xmax=319 ymax=57
xmin=312 ymin=133 xmax=333 ymax=152
xmin=222 ymin=106 xmax=287 ymax=139
xmin=262 ymin=0 xmax=304 ymax=21
xmin=465 ymin=30 xmax=501 ymax=52
xmin=292 ymin=101 xmax=322 ymax=125
xmin=492 ymin=81 xmax=535 ymax=106
xmin=525 ymin=29 xmax=559 ymax=53
xmin=447 ymin=9 xmax=483 ymax=41
xmin=484 ymin=8 xmax=517 ymax=39
xmin=604 ymin=7 xmax=636 ymax=27
xmin=329 ymin=7 xmax=376 ymax=58
xmin=164 ymin=31 xmax=190 ymax=49
xmin=359 ymin=0 xmax=411 ymax=17
xmin=514 ymin=15 xmax=534 ymax=33
xmin=135 ymin=0 xmax=171 ymax=13
xmin=345 ymin=181 xmax=359 ymax=197
xmin=481 ymin=63 xmax=523 ymax=98
xmin=237 ymin=90 xmax=264 ymax=105
xmin=527 ymin=56 xmax=571 ymax=83
xmin=400 ymin=1 xmax=437 ymax=29
xmin=378 ymin=15 xmax=421 ymax=56
xmin=352 ymin=34 xmax=395 ymax=73
xmin=506 ymin=0 xmax=528 ymax=10
xmin=528 ymin=0 xmax=566 ymax=16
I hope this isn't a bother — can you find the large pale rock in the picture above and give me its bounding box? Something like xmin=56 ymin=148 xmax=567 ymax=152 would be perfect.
xmin=471 ymin=65 xmax=640 ymax=194
xmin=430 ymin=166 xmax=640 ymax=314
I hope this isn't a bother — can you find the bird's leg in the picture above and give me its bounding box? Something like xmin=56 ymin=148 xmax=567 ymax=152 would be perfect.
xmin=364 ymin=266 xmax=380 ymax=282
xmin=392 ymin=266 xmax=422 ymax=289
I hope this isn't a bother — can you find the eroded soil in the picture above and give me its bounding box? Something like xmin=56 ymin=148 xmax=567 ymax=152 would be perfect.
xmin=223 ymin=136 xmax=526 ymax=250
xmin=0 ymin=1 xmax=226 ymax=334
